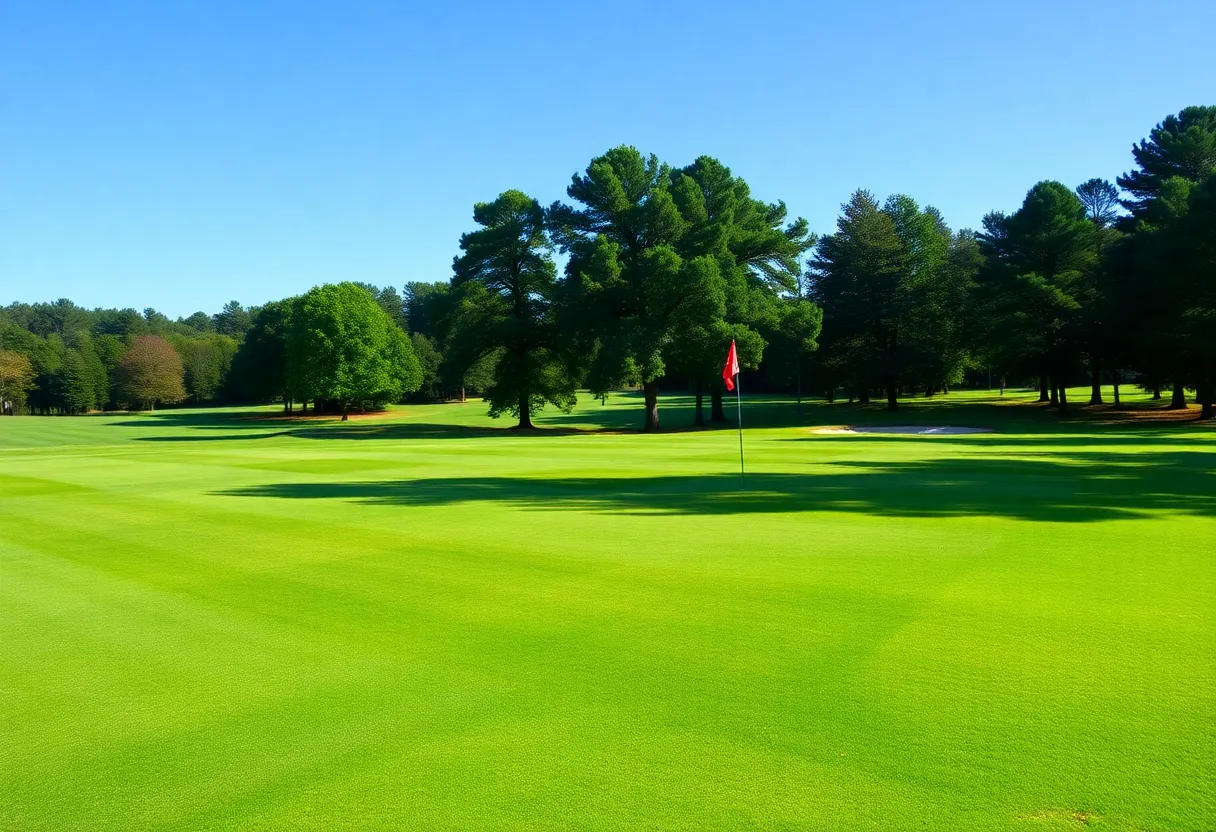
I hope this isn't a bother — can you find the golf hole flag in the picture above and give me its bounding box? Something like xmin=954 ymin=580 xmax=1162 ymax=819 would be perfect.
xmin=722 ymin=340 xmax=739 ymax=391
xmin=723 ymin=340 xmax=745 ymax=484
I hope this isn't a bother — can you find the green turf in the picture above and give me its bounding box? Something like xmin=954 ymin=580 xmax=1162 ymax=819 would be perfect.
xmin=2 ymin=389 xmax=1213 ymax=831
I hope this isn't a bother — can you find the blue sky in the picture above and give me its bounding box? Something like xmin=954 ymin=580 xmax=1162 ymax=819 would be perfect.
xmin=2 ymin=0 xmax=1213 ymax=317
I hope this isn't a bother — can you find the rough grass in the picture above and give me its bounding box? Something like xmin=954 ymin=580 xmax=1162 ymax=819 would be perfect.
xmin=1 ymin=388 xmax=1213 ymax=831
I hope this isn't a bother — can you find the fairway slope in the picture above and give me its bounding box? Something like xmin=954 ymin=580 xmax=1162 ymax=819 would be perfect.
xmin=2 ymin=389 xmax=1213 ymax=831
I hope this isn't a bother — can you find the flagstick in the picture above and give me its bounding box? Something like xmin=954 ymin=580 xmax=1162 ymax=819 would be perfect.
xmin=735 ymin=371 xmax=745 ymax=487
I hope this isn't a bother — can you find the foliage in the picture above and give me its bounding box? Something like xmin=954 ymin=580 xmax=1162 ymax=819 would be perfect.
xmin=0 ymin=349 xmax=35 ymax=412
xmin=1117 ymin=106 xmax=1216 ymax=219
xmin=178 ymin=335 xmax=239 ymax=402
xmin=286 ymin=283 xmax=422 ymax=416
xmin=114 ymin=336 xmax=186 ymax=410
xmin=229 ymin=300 xmax=294 ymax=404
xmin=451 ymin=190 xmax=575 ymax=427
xmin=1075 ymin=178 xmax=1120 ymax=228
xmin=212 ymin=301 xmax=253 ymax=338
xmin=2 ymin=104 xmax=1214 ymax=419
xmin=976 ymin=181 xmax=1097 ymax=406
xmin=549 ymin=146 xmax=727 ymax=430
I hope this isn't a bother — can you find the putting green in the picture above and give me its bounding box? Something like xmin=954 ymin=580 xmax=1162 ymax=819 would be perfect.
xmin=1 ymin=390 xmax=1213 ymax=831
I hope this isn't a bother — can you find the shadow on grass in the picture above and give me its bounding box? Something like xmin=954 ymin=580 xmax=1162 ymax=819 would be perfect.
xmin=131 ymin=422 xmax=622 ymax=442
xmin=116 ymin=394 xmax=1215 ymax=442
xmin=217 ymin=451 xmax=1216 ymax=522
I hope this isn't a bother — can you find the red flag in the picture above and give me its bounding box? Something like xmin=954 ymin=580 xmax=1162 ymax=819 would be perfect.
xmin=722 ymin=340 xmax=739 ymax=391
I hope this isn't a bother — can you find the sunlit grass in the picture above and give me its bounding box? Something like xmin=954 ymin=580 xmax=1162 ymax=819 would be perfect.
xmin=1 ymin=388 xmax=1212 ymax=830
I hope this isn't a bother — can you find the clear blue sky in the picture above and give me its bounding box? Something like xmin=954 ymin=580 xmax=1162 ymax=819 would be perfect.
xmin=2 ymin=0 xmax=1213 ymax=317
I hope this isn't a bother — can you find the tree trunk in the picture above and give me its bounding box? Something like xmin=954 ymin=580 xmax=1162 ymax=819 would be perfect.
xmin=1089 ymin=360 xmax=1103 ymax=405
xmin=795 ymin=370 xmax=802 ymax=411
xmin=859 ymin=388 xmax=870 ymax=405
xmin=340 ymin=402 xmax=349 ymax=421
xmin=1151 ymin=384 xmax=1161 ymax=400
xmin=1058 ymin=384 xmax=1068 ymax=412
xmin=1049 ymin=378 xmax=1059 ymax=407
xmin=886 ymin=381 xmax=899 ymax=411
xmin=1112 ymin=370 xmax=1121 ymax=409
xmin=941 ymin=383 xmax=949 ymax=394
xmin=642 ymin=381 xmax=660 ymax=432
xmin=1038 ymin=374 xmax=1050 ymax=402
xmin=710 ymin=390 xmax=726 ymax=422
xmin=517 ymin=394 xmax=533 ymax=429
xmin=1198 ymin=378 xmax=1214 ymax=420
xmin=1169 ymin=380 xmax=1187 ymax=409
xmin=693 ymin=381 xmax=704 ymax=426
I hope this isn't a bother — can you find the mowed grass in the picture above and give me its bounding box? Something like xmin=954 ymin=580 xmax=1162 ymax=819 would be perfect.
xmin=1 ymin=389 xmax=1213 ymax=831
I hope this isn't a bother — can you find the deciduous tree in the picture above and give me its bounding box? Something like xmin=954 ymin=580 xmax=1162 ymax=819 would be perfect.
xmin=0 ymin=350 xmax=35 ymax=413
xmin=287 ymin=283 xmax=422 ymax=419
xmin=115 ymin=336 xmax=186 ymax=410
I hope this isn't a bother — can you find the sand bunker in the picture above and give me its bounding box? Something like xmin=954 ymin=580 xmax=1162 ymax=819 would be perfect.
xmin=811 ymin=425 xmax=992 ymax=435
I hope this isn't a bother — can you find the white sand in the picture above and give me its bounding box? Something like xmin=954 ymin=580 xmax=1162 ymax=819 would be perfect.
xmin=811 ymin=425 xmax=992 ymax=435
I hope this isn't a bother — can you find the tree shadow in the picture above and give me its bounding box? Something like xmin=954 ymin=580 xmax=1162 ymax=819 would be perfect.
xmin=217 ymin=450 xmax=1216 ymax=522
xmin=794 ymin=432 xmax=1208 ymax=448
xmin=115 ymin=396 xmax=1216 ymax=442
xmin=130 ymin=422 xmax=619 ymax=442
xmin=109 ymin=411 xmax=283 ymax=430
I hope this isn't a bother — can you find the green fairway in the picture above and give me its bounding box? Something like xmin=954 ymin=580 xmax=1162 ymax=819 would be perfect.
xmin=2 ymin=390 xmax=1213 ymax=831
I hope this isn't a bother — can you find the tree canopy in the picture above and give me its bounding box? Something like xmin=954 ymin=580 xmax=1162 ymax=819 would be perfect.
xmin=3 ymin=105 xmax=1213 ymax=420
xmin=286 ymin=283 xmax=422 ymax=419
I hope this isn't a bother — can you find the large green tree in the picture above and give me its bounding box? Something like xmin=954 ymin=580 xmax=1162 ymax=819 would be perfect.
xmin=1123 ymin=174 xmax=1216 ymax=417
xmin=1114 ymin=107 xmax=1216 ymax=408
xmin=810 ymin=190 xmax=907 ymax=409
xmin=450 ymin=190 xmax=575 ymax=428
xmin=977 ymin=182 xmax=1097 ymax=409
xmin=1117 ymin=106 xmax=1216 ymax=220
xmin=669 ymin=156 xmax=817 ymax=423
xmin=287 ymin=283 xmax=422 ymax=419
xmin=549 ymin=146 xmax=726 ymax=431
xmin=230 ymin=300 xmax=294 ymax=407
xmin=179 ymin=335 xmax=239 ymax=403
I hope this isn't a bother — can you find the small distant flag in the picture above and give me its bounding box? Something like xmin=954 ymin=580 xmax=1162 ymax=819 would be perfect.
xmin=722 ymin=339 xmax=739 ymax=391
xmin=723 ymin=340 xmax=744 ymax=485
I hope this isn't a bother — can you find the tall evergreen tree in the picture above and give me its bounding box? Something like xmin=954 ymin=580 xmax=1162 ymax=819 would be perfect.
xmin=450 ymin=190 xmax=575 ymax=428
xmin=549 ymin=146 xmax=725 ymax=431
xmin=977 ymin=182 xmax=1097 ymax=409
xmin=213 ymin=301 xmax=253 ymax=338
xmin=810 ymin=190 xmax=907 ymax=409
xmin=669 ymin=156 xmax=817 ymax=423
xmin=1117 ymin=106 xmax=1216 ymax=220
xmin=1076 ymin=178 xmax=1121 ymax=228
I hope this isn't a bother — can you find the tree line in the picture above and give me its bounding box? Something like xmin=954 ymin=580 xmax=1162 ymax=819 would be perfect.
xmin=2 ymin=106 xmax=1212 ymax=424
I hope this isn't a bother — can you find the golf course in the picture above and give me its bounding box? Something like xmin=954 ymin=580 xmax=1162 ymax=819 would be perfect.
xmin=2 ymin=389 xmax=1212 ymax=831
